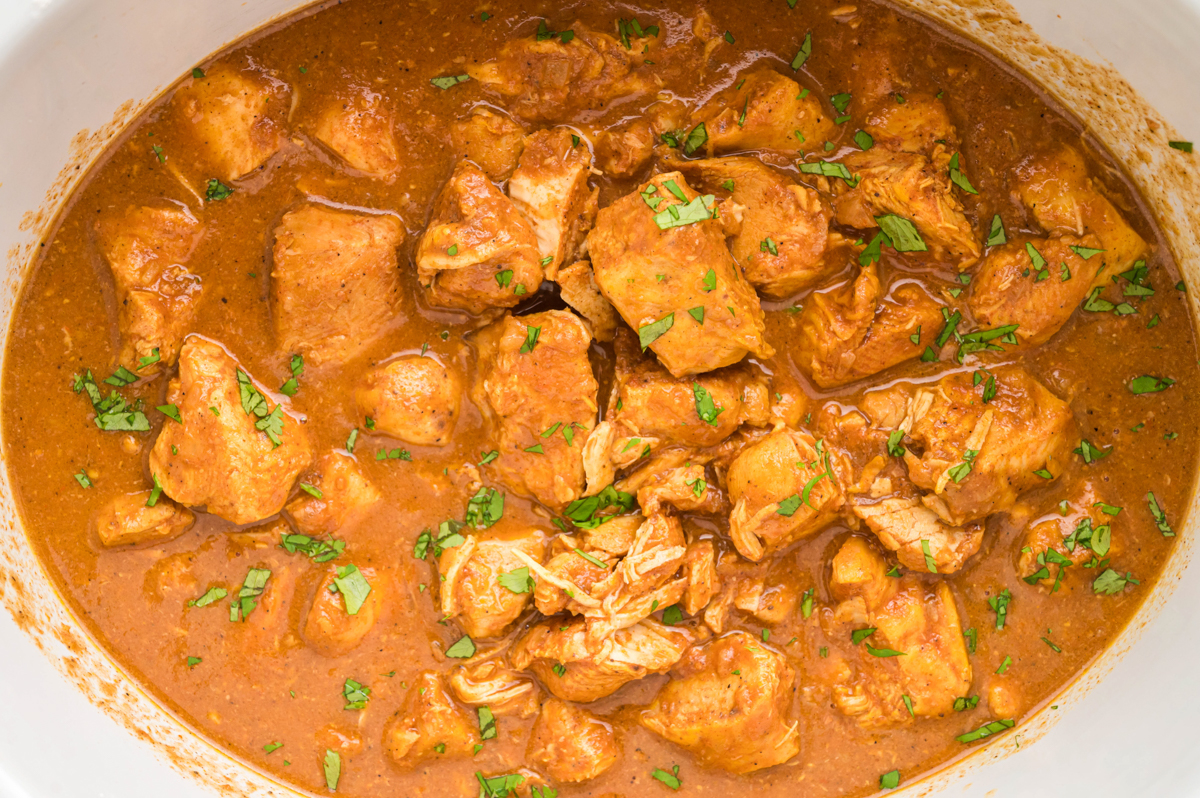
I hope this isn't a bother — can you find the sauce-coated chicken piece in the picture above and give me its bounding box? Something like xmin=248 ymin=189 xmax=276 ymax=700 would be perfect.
xmin=450 ymin=656 xmax=540 ymax=718
xmin=852 ymin=495 xmax=983 ymax=575
xmin=95 ymin=204 xmax=205 ymax=375
xmin=284 ymin=451 xmax=380 ymax=537
xmin=1016 ymin=479 xmax=1116 ymax=587
xmin=468 ymin=23 xmax=657 ymax=122
xmin=508 ymin=128 xmax=598 ymax=278
xmin=474 ymin=310 xmax=598 ymax=509
xmin=594 ymin=118 xmax=655 ymax=178
xmin=510 ymin=617 xmax=705 ymax=703
xmin=94 ymin=491 xmax=195 ymax=547
xmin=606 ymin=329 xmax=770 ymax=468
xmin=449 ymin=109 xmax=526 ymax=182
xmin=726 ymin=427 xmax=847 ymax=561
xmin=589 ymin=172 xmax=772 ymax=377
xmin=901 ymin=365 xmax=1077 ymax=525
xmin=302 ymin=563 xmax=384 ymax=657
xmin=826 ymin=536 xmax=972 ymax=727
xmin=438 ymin=530 xmax=546 ymax=639
xmin=528 ymin=698 xmax=619 ymax=783
xmin=673 ymin=155 xmax=837 ymax=297
xmin=796 ymin=264 xmax=943 ymax=388
xmin=271 ymin=204 xmax=404 ymax=366
xmin=149 ymin=338 xmax=313 ymax=525
xmin=695 ymin=68 xmax=834 ymax=154
xmin=384 ymin=672 xmax=480 ymax=770
xmin=311 ymin=85 xmax=400 ymax=179
xmin=416 ymin=161 xmax=544 ymax=314
xmin=173 ymin=62 xmax=288 ymax=181
xmin=355 ymin=355 xmax=462 ymax=446
xmin=556 ymin=261 xmax=618 ymax=342
xmin=640 ymin=631 xmax=800 ymax=774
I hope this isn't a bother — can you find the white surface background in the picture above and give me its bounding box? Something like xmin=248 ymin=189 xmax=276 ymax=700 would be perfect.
xmin=0 ymin=0 xmax=1197 ymax=796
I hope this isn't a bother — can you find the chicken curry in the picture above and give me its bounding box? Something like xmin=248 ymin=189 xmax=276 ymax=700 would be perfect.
xmin=4 ymin=0 xmax=1197 ymax=795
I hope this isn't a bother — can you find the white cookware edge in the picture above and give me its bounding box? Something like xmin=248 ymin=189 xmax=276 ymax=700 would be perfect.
xmin=0 ymin=0 xmax=1196 ymax=796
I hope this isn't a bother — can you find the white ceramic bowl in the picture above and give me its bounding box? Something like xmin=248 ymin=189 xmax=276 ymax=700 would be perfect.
xmin=0 ymin=1 xmax=1198 ymax=796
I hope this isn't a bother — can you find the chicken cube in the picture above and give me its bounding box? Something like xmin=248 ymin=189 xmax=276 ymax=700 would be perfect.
xmin=311 ymin=85 xmax=400 ymax=179
xmin=271 ymin=204 xmax=403 ymax=366
xmin=510 ymin=617 xmax=705 ymax=703
xmin=95 ymin=205 xmax=205 ymax=374
xmin=474 ymin=310 xmax=599 ymax=509
xmin=355 ymin=355 xmax=462 ymax=446
xmin=508 ymin=128 xmax=598 ymax=278
xmin=726 ymin=428 xmax=846 ymax=561
xmin=1017 ymin=479 xmax=1113 ymax=586
xmin=902 ymin=366 xmax=1077 ymax=525
xmin=94 ymin=491 xmax=195 ymax=547
xmin=608 ymin=329 xmax=770 ymax=466
xmin=969 ymin=234 xmax=1108 ymax=348
xmin=449 ymin=108 xmax=526 ymax=181
xmin=285 ymin=451 xmax=381 ymax=536
xmin=640 ymin=632 xmax=800 ymax=774
xmin=834 ymin=148 xmax=981 ymax=268
xmin=450 ymin=658 xmax=540 ymax=718
xmin=148 ymin=338 xmax=313 ymax=525
xmin=589 ymin=172 xmax=772 ymax=377
xmin=439 ymin=530 xmax=546 ymax=639
xmin=594 ymin=119 xmax=655 ymax=177
xmin=533 ymin=548 xmax=613 ymax=618
xmin=861 ymin=93 xmax=956 ymax=155
xmin=528 ymin=698 xmax=619 ymax=783
xmin=173 ymin=62 xmax=288 ymax=181
xmin=796 ymin=264 xmax=943 ymax=388
xmin=827 ymin=537 xmax=972 ymax=727
xmin=695 ymin=69 xmax=834 ymax=154
xmin=556 ymin=261 xmax=618 ymax=342
xmin=636 ymin=464 xmax=725 ymax=516
xmin=468 ymin=23 xmax=652 ymax=121
xmin=384 ymin=672 xmax=479 ymax=770
xmin=852 ymin=496 xmax=983 ymax=574
xmin=302 ymin=564 xmax=383 ymax=657
xmin=673 ymin=155 xmax=835 ymax=297
xmin=415 ymin=161 xmax=544 ymax=313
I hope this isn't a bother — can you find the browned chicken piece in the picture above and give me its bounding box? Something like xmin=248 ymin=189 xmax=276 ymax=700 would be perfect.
xmin=1016 ymin=145 xmax=1149 ymax=277
xmin=834 ymin=148 xmax=980 ymax=268
xmin=695 ymin=68 xmax=834 ymax=154
xmin=415 ymin=161 xmax=544 ymax=314
xmin=607 ymin=329 xmax=770 ymax=467
xmin=271 ymin=204 xmax=403 ymax=366
xmin=439 ymin=530 xmax=546 ymax=639
xmin=449 ymin=108 xmax=526 ymax=181
xmin=580 ymin=515 xmax=642 ymax=556
xmin=852 ymin=496 xmax=983 ymax=574
xmin=95 ymin=205 xmax=205 ymax=374
xmin=148 ymin=338 xmax=313 ymax=525
xmin=510 ymin=617 xmax=705 ymax=703
xmin=285 ymin=451 xmax=381 ymax=536
xmin=468 ymin=23 xmax=655 ymax=121
xmin=450 ymin=656 xmax=540 ymax=718
xmin=94 ymin=491 xmax=195 ymax=547
xmin=640 ymin=632 xmax=800 ymax=774
xmin=796 ymin=264 xmax=943 ymax=388
xmin=173 ymin=62 xmax=288 ymax=181
xmin=474 ymin=310 xmax=598 ymax=509
xmin=861 ymin=93 xmax=956 ymax=155
xmin=673 ymin=155 xmax=836 ymax=297
xmin=311 ymin=85 xmax=399 ymax=179
xmin=680 ymin=539 xmax=719 ymax=616
xmin=726 ymin=427 xmax=847 ymax=561
xmin=702 ymin=559 xmax=799 ymax=634
xmin=533 ymin=543 xmax=614 ymax=617
xmin=827 ymin=536 xmax=972 ymax=727
xmin=528 ymin=698 xmax=619 ymax=783
xmin=1017 ymin=479 xmax=1114 ymax=586
xmin=302 ymin=564 xmax=383 ymax=657
xmin=636 ymin=464 xmax=724 ymax=516
xmin=969 ymin=234 xmax=1107 ymax=348
xmin=591 ymin=172 xmax=771 ymax=376
xmin=901 ymin=365 xmax=1077 ymax=526
xmin=556 ymin=261 xmax=618 ymax=342
xmin=355 ymin=355 xmax=461 ymax=446
xmin=384 ymin=672 xmax=480 ymax=770
xmin=594 ymin=119 xmax=655 ymax=177
xmin=508 ymin=128 xmax=598 ymax=278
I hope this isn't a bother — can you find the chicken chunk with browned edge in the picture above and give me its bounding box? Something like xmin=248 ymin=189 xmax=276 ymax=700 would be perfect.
xmin=528 ymin=698 xmax=619 ymax=783
xmin=94 ymin=491 xmax=195 ymax=547
xmin=439 ymin=529 xmax=546 ymax=639
xmin=589 ymin=171 xmax=771 ymax=377
xmin=384 ymin=672 xmax=479 ymax=770
xmin=302 ymin=563 xmax=383 ymax=657
xmin=355 ymin=355 xmax=462 ymax=446
xmin=311 ymin=85 xmax=401 ymax=179
xmin=695 ymin=68 xmax=834 ymax=154
xmin=285 ymin=451 xmax=380 ymax=536
xmin=474 ymin=310 xmax=598 ymax=509
xmin=449 ymin=109 xmax=526 ymax=181
xmin=149 ymin=337 xmax=313 ymax=525
xmin=271 ymin=204 xmax=403 ymax=366
xmin=640 ymin=631 xmax=800 ymax=774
